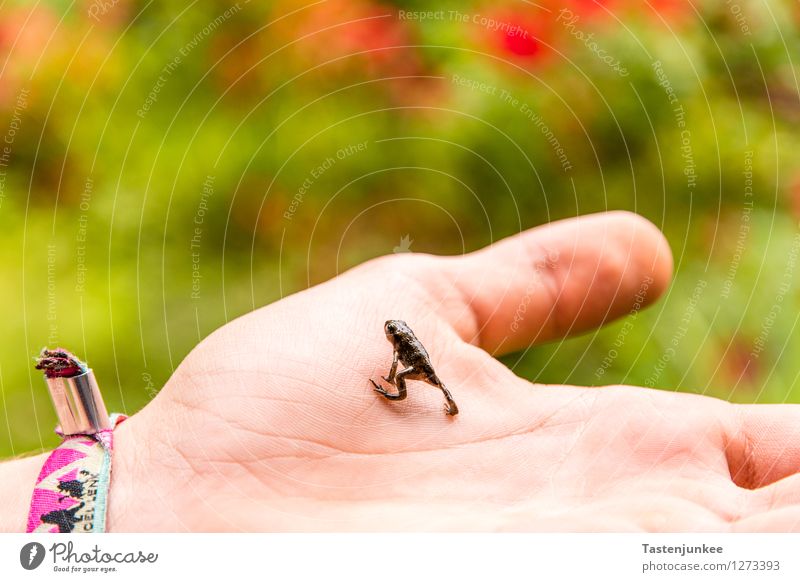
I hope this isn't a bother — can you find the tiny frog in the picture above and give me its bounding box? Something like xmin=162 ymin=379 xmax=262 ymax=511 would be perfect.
xmin=370 ymin=320 xmax=459 ymax=416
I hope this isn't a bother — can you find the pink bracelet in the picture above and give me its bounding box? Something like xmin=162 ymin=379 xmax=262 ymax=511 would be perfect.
xmin=26 ymin=349 xmax=125 ymax=533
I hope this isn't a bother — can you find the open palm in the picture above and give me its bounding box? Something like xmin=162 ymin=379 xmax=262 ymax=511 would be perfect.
xmin=109 ymin=212 xmax=800 ymax=531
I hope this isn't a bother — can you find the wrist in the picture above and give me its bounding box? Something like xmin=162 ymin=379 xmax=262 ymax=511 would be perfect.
xmin=0 ymin=452 xmax=48 ymax=532
xmin=105 ymin=414 xmax=143 ymax=532
xmin=105 ymin=407 xmax=177 ymax=532
xmin=0 ymin=412 xmax=145 ymax=533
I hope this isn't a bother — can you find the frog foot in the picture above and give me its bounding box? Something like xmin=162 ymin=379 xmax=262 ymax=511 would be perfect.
xmin=444 ymin=401 xmax=459 ymax=416
xmin=370 ymin=379 xmax=388 ymax=396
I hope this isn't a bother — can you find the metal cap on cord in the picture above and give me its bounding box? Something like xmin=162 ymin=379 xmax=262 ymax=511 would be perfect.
xmin=45 ymin=369 xmax=112 ymax=435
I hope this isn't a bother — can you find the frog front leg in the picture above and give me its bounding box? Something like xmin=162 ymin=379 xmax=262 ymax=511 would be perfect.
xmin=383 ymin=350 xmax=399 ymax=384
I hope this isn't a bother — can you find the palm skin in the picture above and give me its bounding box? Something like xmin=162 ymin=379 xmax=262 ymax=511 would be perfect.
xmin=107 ymin=212 xmax=800 ymax=531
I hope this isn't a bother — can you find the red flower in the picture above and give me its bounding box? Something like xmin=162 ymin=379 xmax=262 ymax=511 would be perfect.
xmin=0 ymin=5 xmax=58 ymax=57
xmin=569 ymin=0 xmax=614 ymax=16
xmin=502 ymin=22 xmax=541 ymax=57
xmin=268 ymin=0 xmax=434 ymax=106
xmin=0 ymin=5 xmax=59 ymax=107
xmin=477 ymin=6 xmax=555 ymax=65
xmin=278 ymin=0 xmax=422 ymax=78
xmin=569 ymin=0 xmax=689 ymax=18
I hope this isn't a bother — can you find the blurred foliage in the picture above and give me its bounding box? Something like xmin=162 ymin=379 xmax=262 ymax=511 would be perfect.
xmin=0 ymin=0 xmax=799 ymax=456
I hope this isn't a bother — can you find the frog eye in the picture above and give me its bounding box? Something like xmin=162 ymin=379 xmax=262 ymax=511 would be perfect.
xmin=385 ymin=321 xmax=397 ymax=333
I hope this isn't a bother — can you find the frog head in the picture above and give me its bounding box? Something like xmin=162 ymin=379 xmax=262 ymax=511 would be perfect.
xmin=384 ymin=320 xmax=408 ymax=344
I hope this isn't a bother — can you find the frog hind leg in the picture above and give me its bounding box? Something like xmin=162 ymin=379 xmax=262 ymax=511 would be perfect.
xmin=371 ymin=366 xmax=412 ymax=401
xmin=427 ymin=374 xmax=459 ymax=416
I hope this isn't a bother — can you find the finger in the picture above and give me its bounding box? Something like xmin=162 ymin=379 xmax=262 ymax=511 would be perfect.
xmin=436 ymin=211 xmax=673 ymax=354
xmin=732 ymin=506 xmax=800 ymax=532
xmin=725 ymin=404 xmax=800 ymax=490
xmin=730 ymin=469 xmax=800 ymax=531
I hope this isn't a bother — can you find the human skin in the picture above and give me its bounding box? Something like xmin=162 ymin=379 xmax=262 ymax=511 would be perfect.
xmin=3 ymin=211 xmax=800 ymax=531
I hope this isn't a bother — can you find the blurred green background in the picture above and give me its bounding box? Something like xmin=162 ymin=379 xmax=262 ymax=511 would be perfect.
xmin=1 ymin=0 xmax=799 ymax=456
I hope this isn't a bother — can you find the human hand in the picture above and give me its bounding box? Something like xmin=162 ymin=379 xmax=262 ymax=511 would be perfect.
xmin=94 ymin=211 xmax=800 ymax=531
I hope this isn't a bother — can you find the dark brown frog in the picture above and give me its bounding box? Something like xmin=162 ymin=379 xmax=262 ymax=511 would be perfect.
xmin=371 ymin=320 xmax=458 ymax=416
